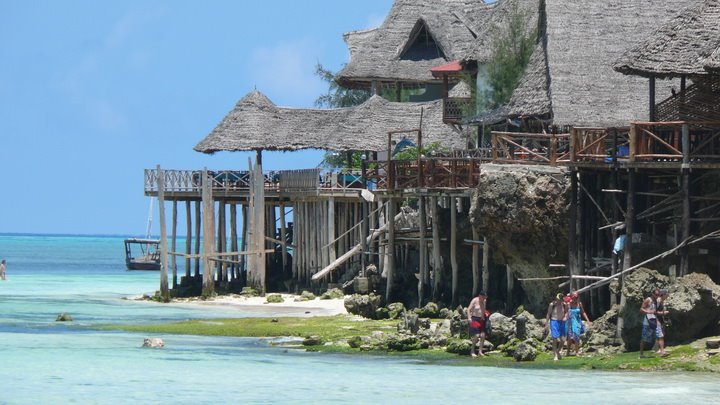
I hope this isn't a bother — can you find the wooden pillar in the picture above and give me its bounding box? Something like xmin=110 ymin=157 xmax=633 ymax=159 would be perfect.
xmin=327 ymin=198 xmax=336 ymax=269
xmin=230 ymin=203 xmax=238 ymax=280
xmin=450 ymin=196 xmax=458 ymax=306
xmin=280 ymin=202 xmax=288 ymax=270
xmin=472 ymin=225 xmax=480 ymax=296
xmin=680 ymin=123 xmax=691 ymax=277
xmin=568 ymin=170 xmax=578 ymax=291
xmin=157 ymin=165 xmax=169 ymax=300
xmin=361 ymin=201 xmax=369 ymax=275
xmin=482 ymin=236 xmax=490 ymax=293
xmin=418 ymin=196 xmax=428 ymax=306
xmin=185 ymin=200 xmax=192 ymax=279
xmin=194 ymin=200 xmax=201 ymax=277
xmin=201 ymin=168 xmax=215 ymax=297
xmin=386 ymin=198 xmax=395 ymax=302
xmin=240 ymin=203 xmax=248 ymax=281
xmin=171 ymin=200 xmax=178 ymax=290
xmin=617 ymin=169 xmax=636 ymax=338
xmin=218 ymin=200 xmax=227 ymax=283
xmin=431 ymin=196 xmax=441 ymax=301
xmin=649 ymin=75 xmax=656 ymax=122
xmin=377 ymin=198 xmax=385 ymax=277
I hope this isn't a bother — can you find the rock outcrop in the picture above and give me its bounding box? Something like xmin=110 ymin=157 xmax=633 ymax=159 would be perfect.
xmin=469 ymin=164 xmax=569 ymax=314
xmin=620 ymin=268 xmax=720 ymax=350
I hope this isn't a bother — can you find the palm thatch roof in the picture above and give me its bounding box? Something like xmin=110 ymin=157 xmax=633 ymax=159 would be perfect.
xmin=336 ymin=0 xmax=493 ymax=88
xmin=706 ymin=47 xmax=720 ymax=72
xmin=614 ymin=0 xmax=720 ymax=78
xmin=489 ymin=0 xmax=697 ymax=127
xmin=194 ymin=90 xmax=467 ymax=154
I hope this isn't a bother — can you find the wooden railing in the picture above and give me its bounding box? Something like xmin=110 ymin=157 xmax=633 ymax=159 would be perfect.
xmin=442 ymin=97 xmax=473 ymax=123
xmin=630 ymin=121 xmax=720 ymax=163
xmin=491 ymin=132 xmax=570 ymax=165
xmin=570 ymin=127 xmax=631 ymax=163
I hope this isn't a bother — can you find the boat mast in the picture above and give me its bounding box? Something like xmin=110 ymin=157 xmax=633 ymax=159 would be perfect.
xmin=146 ymin=197 xmax=154 ymax=239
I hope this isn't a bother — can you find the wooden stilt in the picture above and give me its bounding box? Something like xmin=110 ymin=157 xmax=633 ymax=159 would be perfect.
xmin=157 ymin=165 xmax=169 ymax=300
xmin=450 ymin=196 xmax=458 ymax=306
xmin=201 ymin=168 xmax=215 ymax=297
xmin=280 ymin=202 xmax=287 ymax=270
xmin=482 ymin=236 xmax=489 ymax=293
xmin=680 ymin=123 xmax=691 ymax=277
xmin=472 ymin=224 xmax=480 ymax=296
xmin=569 ymin=170 xmax=578 ymax=291
xmin=431 ymin=196 xmax=441 ymax=300
xmin=377 ymin=198 xmax=385 ymax=277
xmin=171 ymin=200 xmax=178 ymax=290
xmin=185 ymin=200 xmax=192 ymax=280
xmin=327 ymin=198 xmax=336 ymax=270
xmin=617 ymin=169 xmax=636 ymax=338
xmin=218 ymin=200 xmax=227 ymax=284
xmin=418 ymin=196 xmax=428 ymax=306
xmin=230 ymin=203 xmax=238 ymax=280
xmin=194 ymin=200 xmax=201 ymax=277
xmin=240 ymin=203 xmax=248 ymax=282
xmin=386 ymin=198 xmax=396 ymax=302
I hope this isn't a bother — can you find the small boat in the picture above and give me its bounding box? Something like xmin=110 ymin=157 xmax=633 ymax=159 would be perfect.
xmin=124 ymin=238 xmax=161 ymax=270
xmin=124 ymin=197 xmax=161 ymax=270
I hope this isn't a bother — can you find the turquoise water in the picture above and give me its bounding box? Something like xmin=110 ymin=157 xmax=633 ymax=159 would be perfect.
xmin=1 ymin=234 xmax=718 ymax=404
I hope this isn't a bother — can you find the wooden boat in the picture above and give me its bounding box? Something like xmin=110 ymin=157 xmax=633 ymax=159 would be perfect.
xmin=124 ymin=238 xmax=161 ymax=270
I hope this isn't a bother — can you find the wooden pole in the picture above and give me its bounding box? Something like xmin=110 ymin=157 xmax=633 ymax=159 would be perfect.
xmin=431 ymin=196 xmax=441 ymax=301
xmin=240 ymin=203 xmax=248 ymax=282
xmin=185 ymin=200 xmax=192 ymax=279
xmin=201 ymin=168 xmax=215 ymax=297
xmin=472 ymin=225 xmax=480 ymax=296
xmin=218 ymin=200 xmax=226 ymax=283
xmin=171 ymin=200 xmax=178 ymax=290
xmin=157 ymin=165 xmax=169 ymax=300
xmin=482 ymin=236 xmax=490 ymax=293
xmin=569 ymin=170 xmax=578 ymax=291
xmin=680 ymin=123 xmax=691 ymax=277
xmin=386 ymin=199 xmax=395 ymax=302
xmin=617 ymin=169 xmax=636 ymax=337
xmin=194 ymin=200 xmax=201 ymax=277
xmin=327 ymin=198 xmax=336 ymax=270
xmin=418 ymin=196 xmax=428 ymax=306
xmin=230 ymin=203 xmax=238 ymax=280
xmin=377 ymin=198 xmax=385 ymax=277
xmin=280 ymin=202 xmax=287 ymax=270
xmin=450 ymin=196 xmax=458 ymax=306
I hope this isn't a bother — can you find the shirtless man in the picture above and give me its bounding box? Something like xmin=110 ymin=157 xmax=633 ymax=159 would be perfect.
xmin=0 ymin=259 xmax=6 ymax=280
xmin=467 ymin=291 xmax=488 ymax=357
xmin=545 ymin=293 xmax=568 ymax=361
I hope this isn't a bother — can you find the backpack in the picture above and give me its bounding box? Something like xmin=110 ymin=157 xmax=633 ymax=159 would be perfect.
xmin=484 ymin=310 xmax=492 ymax=335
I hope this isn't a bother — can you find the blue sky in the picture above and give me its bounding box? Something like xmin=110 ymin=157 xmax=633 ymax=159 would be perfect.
xmin=0 ymin=0 xmax=393 ymax=235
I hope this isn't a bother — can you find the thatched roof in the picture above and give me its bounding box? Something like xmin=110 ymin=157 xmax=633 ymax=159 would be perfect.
xmin=337 ymin=0 xmax=493 ymax=88
xmin=614 ymin=0 xmax=720 ymax=78
xmin=494 ymin=0 xmax=696 ymax=127
xmin=706 ymin=47 xmax=720 ymax=72
xmin=194 ymin=90 xmax=467 ymax=154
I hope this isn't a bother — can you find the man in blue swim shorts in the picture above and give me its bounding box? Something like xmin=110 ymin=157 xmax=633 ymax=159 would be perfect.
xmin=545 ymin=293 xmax=568 ymax=361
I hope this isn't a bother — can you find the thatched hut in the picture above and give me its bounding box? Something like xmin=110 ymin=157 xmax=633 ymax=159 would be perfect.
xmin=470 ymin=0 xmax=697 ymax=129
xmin=336 ymin=0 xmax=493 ymax=94
xmin=614 ymin=0 xmax=720 ymax=122
xmin=194 ymin=90 xmax=468 ymax=154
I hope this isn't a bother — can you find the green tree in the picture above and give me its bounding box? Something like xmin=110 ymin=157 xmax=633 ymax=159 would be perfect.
xmin=314 ymin=63 xmax=371 ymax=108
xmin=481 ymin=5 xmax=537 ymax=109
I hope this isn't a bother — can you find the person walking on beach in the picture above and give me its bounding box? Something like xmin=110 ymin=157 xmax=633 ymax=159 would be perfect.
xmin=0 ymin=259 xmax=6 ymax=280
xmin=655 ymin=289 xmax=670 ymax=356
xmin=545 ymin=293 xmax=567 ymax=361
xmin=467 ymin=291 xmax=488 ymax=357
xmin=566 ymin=292 xmax=591 ymax=356
xmin=639 ymin=287 xmax=662 ymax=358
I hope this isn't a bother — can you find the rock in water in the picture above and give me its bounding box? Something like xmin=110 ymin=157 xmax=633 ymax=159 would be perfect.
xmin=142 ymin=338 xmax=165 ymax=348
xmin=513 ymin=342 xmax=537 ymax=362
xmin=56 ymin=313 xmax=73 ymax=322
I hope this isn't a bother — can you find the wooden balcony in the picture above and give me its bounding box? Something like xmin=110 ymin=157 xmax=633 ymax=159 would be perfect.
xmin=442 ymin=97 xmax=473 ymax=124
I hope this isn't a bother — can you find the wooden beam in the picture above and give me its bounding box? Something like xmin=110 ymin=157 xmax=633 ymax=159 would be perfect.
xmin=450 ymin=196 xmax=458 ymax=306
xmin=201 ymin=168 xmax=215 ymax=297
xmin=157 ymin=165 xmax=169 ymax=300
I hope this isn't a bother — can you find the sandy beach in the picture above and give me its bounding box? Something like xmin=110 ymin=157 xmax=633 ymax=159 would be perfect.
xmin=167 ymin=294 xmax=349 ymax=317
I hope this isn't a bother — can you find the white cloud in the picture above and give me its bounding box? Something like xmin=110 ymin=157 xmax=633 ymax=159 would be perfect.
xmin=248 ymin=39 xmax=325 ymax=107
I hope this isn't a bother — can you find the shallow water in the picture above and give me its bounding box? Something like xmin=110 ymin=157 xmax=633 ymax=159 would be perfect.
xmin=0 ymin=234 xmax=718 ymax=404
